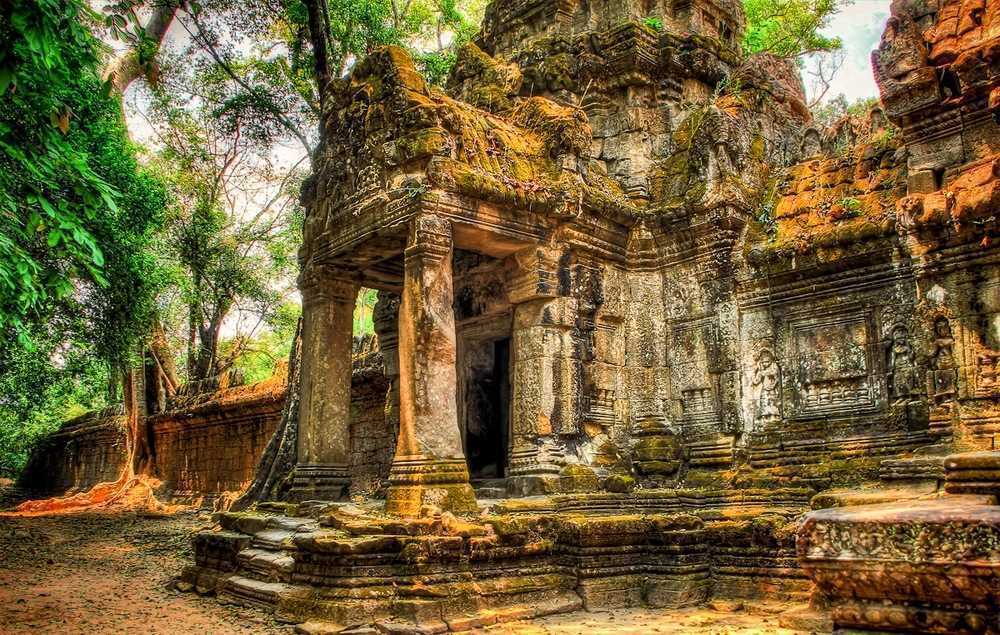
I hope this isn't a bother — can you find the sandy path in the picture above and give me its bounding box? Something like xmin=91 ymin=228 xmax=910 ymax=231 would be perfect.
xmin=0 ymin=511 xmax=290 ymax=635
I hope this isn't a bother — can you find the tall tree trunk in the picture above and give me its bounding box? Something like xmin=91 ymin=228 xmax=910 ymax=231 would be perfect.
xmin=302 ymin=0 xmax=332 ymax=110
xmin=149 ymin=316 xmax=180 ymax=393
xmin=232 ymin=319 xmax=303 ymax=510
xmin=123 ymin=355 xmax=158 ymax=476
xmin=187 ymin=295 xmax=200 ymax=378
xmin=102 ymin=2 xmax=182 ymax=94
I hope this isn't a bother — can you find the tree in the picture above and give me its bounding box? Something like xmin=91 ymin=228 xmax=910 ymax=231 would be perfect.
xmin=142 ymin=56 xmax=303 ymax=381
xmin=1 ymin=1 xmax=168 ymax=503
xmin=1 ymin=0 xmax=166 ymax=368
xmin=1 ymin=0 xmax=123 ymax=344
xmin=102 ymin=0 xmax=183 ymax=94
xmin=0 ymin=318 xmax=111 ymax=477
xmin=742 ymin=0 xmax=845 ymax=58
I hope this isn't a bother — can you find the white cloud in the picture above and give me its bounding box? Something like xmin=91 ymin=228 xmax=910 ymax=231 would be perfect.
xmin=805 ymin=0 xmax=892 ymax=105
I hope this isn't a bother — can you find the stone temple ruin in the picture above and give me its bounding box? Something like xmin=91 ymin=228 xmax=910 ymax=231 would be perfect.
xmin=21 ymin=0 xmax=1000 ymax=632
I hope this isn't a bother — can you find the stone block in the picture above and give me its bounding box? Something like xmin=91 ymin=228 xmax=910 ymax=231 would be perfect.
xmin=558 ymin=464 xmax=599 ymax=492
xmin=799 ymin=500 xmax=1000 ymax=633
xmin=945 ymin=451 xmax=1000 ymax=498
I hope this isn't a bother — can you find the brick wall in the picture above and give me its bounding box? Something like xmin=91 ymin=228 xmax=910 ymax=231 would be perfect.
xmin=149 ymin=387 xmax=285 ymax=500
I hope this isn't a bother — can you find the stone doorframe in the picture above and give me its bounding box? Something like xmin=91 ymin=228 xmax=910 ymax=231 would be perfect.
xmin=293 ymin=212 xmax=574 ymax=513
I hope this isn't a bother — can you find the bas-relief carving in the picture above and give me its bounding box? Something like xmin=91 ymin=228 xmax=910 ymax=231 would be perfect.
xmin=886 ymin=323 xmax=919 ymax=404
xmin=788 ymin=310 xmax=879 ymax=418
xmin=751 ymin=346 xmax=782 ymax=427
xmin=959 ymin=276 xmax=1000 ymax=399
xmin=670 ymin=317 xmax=722 ymax=435
xmin=928 ymin=315 xmax=959 ymax=407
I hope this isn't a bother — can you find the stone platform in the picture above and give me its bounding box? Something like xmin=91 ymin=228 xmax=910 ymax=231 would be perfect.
xmin=180 ymin=490 xmax=811 ymax=633
xmin=798 ymin=452 xmax=1000 ymax=634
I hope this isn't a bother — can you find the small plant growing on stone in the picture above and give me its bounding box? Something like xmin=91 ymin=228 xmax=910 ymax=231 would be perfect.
xmin=403 ymin=180 xmax=429 ymax=198
xmin=643 ymin=16 xmax=663 ymax=31
xmin=840 ymin=197 xmax=862 ymax=218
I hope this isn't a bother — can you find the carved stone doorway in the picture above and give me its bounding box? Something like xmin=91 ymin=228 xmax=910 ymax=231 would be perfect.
xmin=461 ymin=337 xmax=511 ymax=481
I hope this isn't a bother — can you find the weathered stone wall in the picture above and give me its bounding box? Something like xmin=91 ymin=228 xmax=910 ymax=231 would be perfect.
xmin=293 ymin=0 xmax=1000 ymax=505
xmin=22 ymin=359 xmax=389 ymax=501
xmin=348 ymin=339 xmax=394 ymax=496
xmin=148 ymin=379 xmax=286 ymax=499
xmin=18 ymin=408 xmax=128 ymax=495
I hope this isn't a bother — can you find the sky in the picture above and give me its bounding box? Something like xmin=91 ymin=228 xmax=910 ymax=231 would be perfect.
xmin=805 ymin=0 xmax=893 ymax=104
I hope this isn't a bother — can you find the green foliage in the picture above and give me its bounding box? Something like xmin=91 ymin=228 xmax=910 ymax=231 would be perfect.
xmin=0 ymin=0 xmax=116 ymax=344
xmin=197 ymin=0 xmax=485 ymax=103
xmin=0 ymin=0 xmax=166 ymax=474
xmin=0 ymin=318 xmax=110 ymax=477
xmin=811 ymin=94 xmax=878 ymax=127
xmin=871 ymin=125 xmax=896 ymax=152
xmin=145 ymin=57 xmax=303 ymax=380
xmin=227 ymin=302 xmax=300 ymax=383
xmin=354 ymin=288 xmax=378 ymax=335
xmin=742 ymin=0 xmax=845 ymax=58
xmin=643 ymin=16 xmax=664 ymax=32
xmin=840 ymin=196 xmax=862 ymax=218
xmin=415 ymin=49 xmax=458 ymax=86
xmin=0 ymin=0 xmax=165 ymax=359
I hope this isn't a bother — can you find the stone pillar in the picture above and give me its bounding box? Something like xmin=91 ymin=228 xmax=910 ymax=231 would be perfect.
xmin=372 ymin=291 xmax=401 ymax=493
xmin=292 ymin=266 xmax=358 ymax=500
xmin=505 ymin=246 xmax=579 ymax=495
xmin=385 ymin=214 xmax=477 ymax=516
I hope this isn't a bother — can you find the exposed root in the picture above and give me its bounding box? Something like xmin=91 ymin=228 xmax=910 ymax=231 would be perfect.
xmin=4 ymin=474 xmax=184 ymax=517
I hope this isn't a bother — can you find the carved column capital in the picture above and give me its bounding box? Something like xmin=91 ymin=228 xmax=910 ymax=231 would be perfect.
xmin=505 ymin=245 xmax=564 ymax=305
xmin=299 ymin=263 xmax=360 ymax=307
xmin=404 ymin=213 xmax=452 ymax=265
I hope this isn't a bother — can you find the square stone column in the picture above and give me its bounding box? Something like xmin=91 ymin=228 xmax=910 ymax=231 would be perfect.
xmin=505 ymin=246 xmax=579 ymax=496
xmin=292 ymin=266 xmax=358 ymax=500
xmin=385 ymin=214 xmax=477 ymax=516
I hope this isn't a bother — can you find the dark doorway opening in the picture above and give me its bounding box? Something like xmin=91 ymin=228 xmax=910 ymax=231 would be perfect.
xmin=464 ymin=338 xmax=510 ymax=480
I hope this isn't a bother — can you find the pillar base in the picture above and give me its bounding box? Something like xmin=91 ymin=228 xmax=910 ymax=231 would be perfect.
xmin=385 ymin=456 xmax=477 ymax=516
xmin=288 ymin=463 xmax=350 ymax=502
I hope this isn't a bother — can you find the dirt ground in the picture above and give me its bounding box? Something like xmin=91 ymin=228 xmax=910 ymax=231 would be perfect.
xmin=0 ymin=506 xmax=805 ymax=635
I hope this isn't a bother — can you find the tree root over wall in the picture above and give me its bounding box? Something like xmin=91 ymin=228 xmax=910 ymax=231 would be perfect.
xmin=231 ymin=320 xmax=302 ymax=511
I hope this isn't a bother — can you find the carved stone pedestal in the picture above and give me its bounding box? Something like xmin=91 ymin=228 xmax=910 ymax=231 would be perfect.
xmin=289 ymin=464 xmax=349 ymax=501
xmin=799 ymin=500 xmax=1000 ymax=634
xmin=385 ymin=456 xmax=476 ymax=516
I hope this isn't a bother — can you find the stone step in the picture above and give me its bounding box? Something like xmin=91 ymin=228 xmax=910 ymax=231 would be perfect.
xmin=879 ymin=456 xmax=945 ymax=482
xmin=252 ymin=528 xmax=297 ymax=549
xmin=220 ymin=574 xmax=298 ymax=609
xmin=474 ymin=487 xmax=507 ymax=499
xmin=268 ymin=516 xmax=319 ymax=532
xmin=236 ymin=547 xmax=295 ymax=581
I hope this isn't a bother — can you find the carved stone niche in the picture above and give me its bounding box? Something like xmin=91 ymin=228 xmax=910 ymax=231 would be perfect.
xmin=785 ymin=306 xmax=882 ymax=420
xmin=669 ymin=315 xmax=723 ymax=437
xmin=959 ymin=276 xmax=1000 ymax=401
